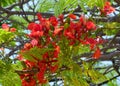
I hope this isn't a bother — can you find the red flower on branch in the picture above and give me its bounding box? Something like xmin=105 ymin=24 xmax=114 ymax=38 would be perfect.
xmin=37 ymin=61 xmax=47 ymax=83
xmin=68 ymin=14 xmax=76 ymax=19
xmin=101 ymin=1 xmax=115 ymax=15
xmin=28 ymin=31 xmax=44 ymax=39
xmin=86 ymin=21 xmax=96 ymax=30
xmin=49 ymin=16 xmax=58 ymax=26
xmin=24 ymin=60 xmax=36 ymax=68
xmin=2 ymin=23 xmax=9 ymax=30
xmin=23 ymin=43 xmax=32 ymax=50
xmin=10 ymin=28 xmax=16 ymax=32
xmin=2 ymin=23 xmax=16 ymax=32
xmin=30 ymin=39 xmax=39 ymax=46
xmin=93 ymin=47 xmax=101 ymax=59
xmin=64 ymin=31 xmax=75 ymax=39
xmin=58 ymin=14 xmax=64 ymax=24
xmin=53 ymin=27 xmax=63 ymax=36
xmin=28 ymin=23 xmax=42 ymax=31
xmin=50 ymin=64 xmax=58 ymax=73
xmin=22 ymin=76 xmax=36 ymax=86
xmin=17 ymin=13 xmax=103 ymax=86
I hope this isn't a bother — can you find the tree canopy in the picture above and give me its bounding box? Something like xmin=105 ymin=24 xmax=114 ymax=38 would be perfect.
xmin=0 ymin=0 xmax=120 ymax=86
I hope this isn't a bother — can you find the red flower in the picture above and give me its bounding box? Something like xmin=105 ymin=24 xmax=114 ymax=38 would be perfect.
xmin=2 ymin=23 xmax=9 ymax=31
xmin=29 ymin=31 xmax=43 ymax=38
xmin=46 ymin=36 xmax=52 ymax=45
xmin=79 ymin=16 xmax=86 ymax=25
xmin=37 ymin=72 xmax=47 ymax=84
xmin=22 ymin=77 xmax=36 ymax=86
xmin=53 ymin=45 xmax=60 ymax=58
xmin=2 ymin=23 xmax=9 ymax=29
xmin=42 ymin=52 xmax=49 ymax=59
xmin=86 ymin=21 xmax=96 ymax=30
xmin=50 ymin=65 xmax=58 ymax=73
xmin=68 ymin=14 xmax=76 ymax=19
xmin=28 ymin=23 xmax=42 ymax=31
xmin=82 ymin=37 xmax=104 ymax=50
xmin=93 ymin=47 xmax=101 ymax=59
xmin=101 ymin=1 xmax=115 ymax=15
xmin=53 ymin=27 xmax=63 ymax=36
xmin=58 ymin=14 xmax=64 ymax=23
xmin=83 ymin=38 xmax=97 ymax=49
xmin=20 ymin=74 xmax=25 ymax=80
xmin=23 ymin=43 xmax=32 ymax=50
xmin=96 ymin=37 xmax=104 ymax=44
xmin=28 ymin=23 xmax=35 ymax=30
xmin=24 ymin=60 xmax=36 ymax=68
xmin=64 ymin=29 xmax=75 ymax=39
xmin=30 ymin=39 xmax=38 ymax=46
xmin=84 ymin=38 xmax=97 ymax=44
xmin=49 ymin=16 xmax=58 ymax=26
xmin=37 ymin=62 xmax=47 ymax=83
xmin=17 ymin=55 xmax=24 ymax=61
xmin=10 ymin=28 xmax=16 ymax=32
xmin=37 ymin=13 xmax=43 ymax=21
xmin=2 ymin=24 xmax=17 ymax=32
xmin=55 ymin=45 xmax=60 ymax=53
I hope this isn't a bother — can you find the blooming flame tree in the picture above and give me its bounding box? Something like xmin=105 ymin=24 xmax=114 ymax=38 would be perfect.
xmin=16 ymin=1 xmax=115 ymax=85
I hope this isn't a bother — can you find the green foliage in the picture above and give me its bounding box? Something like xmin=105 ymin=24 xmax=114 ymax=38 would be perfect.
xmin=0 ymin=60 xmax=22 ymax=86
xmin=20 ymin=47 xmax=53 ymax=62
xmin=9 ymin=16 xmax=28 ymax=26
xmin=108 ymin=79 xmax=118 ymax=86
xmin=35 ymin=0 xmax=55 ymax=12
xmin=54 ymin=0 xmax=66 ymax=16
xmin=78 ymin=0 xmax=104 ymax=12
xmin=87 ymin=0 xmax=105 ymax=8
xmin=9 ymin=15 xmax=29 ymax=37
xmin=0 ymin=29 xmax=15 ymax=44
xmin=0 ymin=0 xmax=17 ymax=7
xmin=73 ymin=45 xmax=90 ymax=56
xmin=54 ymin=0 xmax=78 ymax=16
xmin=61 ymin=62 xmax=107 ymax=86
xmin=59 ymin=60 xmax=107 ymax=85
xmin=33 ymin=0 xmax=107 ymax=16
xmin=83 ymin=62 xmax=107 ymax=84
xmin=61 ymin=66 xmax=89 ymax=86
xmin=78 ymin=0 xmax=88 ymax=12
xmin=100 ymin=22 xmax=120 ymax=35
xmin=63 ymin=0 xmax=78 ymax=13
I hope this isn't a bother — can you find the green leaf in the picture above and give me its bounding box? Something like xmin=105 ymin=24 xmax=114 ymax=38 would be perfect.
xmin=61 ymin=69 xmax=89 ymax=86
xmin=78 ymin=0 xmax=88 ymax=12
xmin=21 ymin=47 xmax=53 ymax=62
xmin=54 ymin=0 xmax=65 ymax=16
xmin=9 ymin=15 xmax=28 ymax=26
xmin=1 ymin=0 xmax=17 ymax=7
xmin=0 ymin=61 xmax=22 ymax=86
xmin=36 ymin=0 xmax=54 ymax=12
xmin=54 ymin=0 xmax=78 ymax=16
xmin=88 ymin=69 xmax=107 ymax=84
xmin=0 ymin=29 xmax=15 ymax=44
xmin=87 ymin=0 xmax=105 ymax=8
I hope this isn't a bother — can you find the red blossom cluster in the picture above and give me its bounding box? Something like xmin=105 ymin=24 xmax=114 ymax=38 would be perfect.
xmin=101 ymin=1 xmax=115 ymax=15
xmin=18 ymin=13 xmax=103 ymax=86
xmin=18 ymin=42 xmax=59 ymax=85
xmin=1 ymin=23 xmax=16 ymax=32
